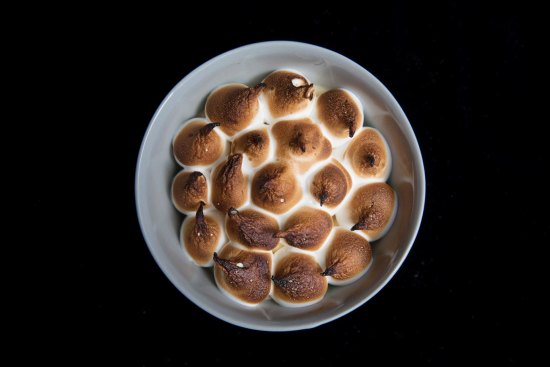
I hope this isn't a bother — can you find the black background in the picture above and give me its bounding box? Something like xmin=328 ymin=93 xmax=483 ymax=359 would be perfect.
xmin=32 ymin=2 xmax=536 ymax=365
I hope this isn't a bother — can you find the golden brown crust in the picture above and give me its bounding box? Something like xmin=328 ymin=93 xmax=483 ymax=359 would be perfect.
xmin=211 ymin=154 xmax=247 ymax=212
xmin=205 ymin=83 xmax=264 ymax=136
xmin=271 ymin=118 xmax=332 ymax=172
xmin=226 ymin=208 xmax=280 ymax=250
xmin=171 ymin=171 xmax=208 ymax=212
xmin=173 ymin=120 xmax=224 ymax=166
xmin=349 ymin=183 xmax=395 ymax=235
xmin=275 ymin=207 xmax=333 ymax=251
xmin=251 ymin=161 xmax=301 ymax=214
xmin=182 ymin=204 xmax=221 ymax=266
xmin=317 ymin=89 xmax=362 ymax=138
xmin=346 ymin=128 xmax=388 ymax=178
xmin=213 ymin=245 xmax=272 ymax=304
xmin=310 ymin=161 xmax=352 ymax=208
xmin=231 ymin=129 xmax=270 ymax=167
xmin=323 ymin=229 xmax=372 ymax=280
xmin=272 ymin=253 xmax=327 ymax=303
xmin=262 ymin=71 xmax=314 ymax=118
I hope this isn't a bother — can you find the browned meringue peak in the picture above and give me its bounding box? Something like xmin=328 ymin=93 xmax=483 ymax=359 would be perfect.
xmin=322 ymin=229 xmax=372 ymax=282
xmin=226 ymin=207 xmax=279 ymax=251
xmin=181 ymin=202 xmax=222 ymax=266
xmin=171 ymin=171 xmax=208 ymax=213
xmin=262 ymin=70 xmax=315 ymax=119
xmin=231 ymin=128 xmax=270 ymax=167
xmin=205 ymin=83 xmax=265 ymax=136
xmin=316 ymin=89 xmax=363 ymax=138
xmin=274 ymin=207 xmax=333 ymax=251
xmin=272 ymin=252 xmax=328 ymax=306
xmin=211 ymin=153 xmax=248 ymax=212
xmin=349 ymin=183 xmax=396 ymax=235
xmin=310 ymin=160 xmax=352 ymax=208
xmin=271 ymin=118 xmax=332 ymax=172
xmin=345 ymin=128 xmax=389 ymax=179
xmin=172 ymin=119 xmax=224 ymax=167
xmin=251 ymin=161 xmax=301 ymax=214
xmin=213 ymin=244 xmax=272 ymax=305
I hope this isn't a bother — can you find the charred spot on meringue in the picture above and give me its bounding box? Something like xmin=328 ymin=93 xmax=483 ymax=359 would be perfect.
xmin=317 ymin=89 xmax=363 ymax=138
xmin=171 ymin=171 xmax=208 ymax=213
xmin=205 ymin=83 xmax=265 ymax=136
xmin=181 ymin=202 xmax=222 ymax=266
xmin=349 ymin=183 xmax=396 ymax=233
xmin=211 ymin=153 xmax=247 ymax=212
xmin=251 ymin=161 xmax=301 ymax=214
xmin=213 ymin=245 xmax=272 ymax=305
xmin=226 ymin=207 xmax=279 ymax=250
xmin=262 ymin=70 xmax=315 ymax=118
xmin=274 ymin=207 xmax=333 ymax=251
xmin=346 ymin=128 xmax=389 ymax=178
xmin=272 ymin=252 xmax=327 ymax=304
xmin=231 ymin=129 xmax=271 ymax=167
xmin=173 ymin=120 xmax=224 ymax=167
xmin=322 ymin=229 xmax=372 ymax=281
xmin=310 ymin=160 xmax=352 ymax=208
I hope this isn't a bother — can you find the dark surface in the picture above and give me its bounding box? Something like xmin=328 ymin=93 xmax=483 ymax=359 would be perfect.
xmin=39 ymin=3 xmax=535 ymax=365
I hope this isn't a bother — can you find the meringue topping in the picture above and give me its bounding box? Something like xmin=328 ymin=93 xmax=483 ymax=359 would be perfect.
xmin=345 ymin=127 xmax=390 ymax=179
xmin=231 ymin=128 xmax=271 ymax=167
xmin=169 ymin=69 xmax=399 ymax=308
xmin=274 ymin=207 xmax=333 ymax=251
xmin=251 ymin=161 xmax=301 ymax=214
xmin=226 ymin=207 xmax=279 ymax=250
xmin=322 ymin=228 xmax=372 ymax=284
xmin=171 ymin=171 xmax=208 ymax=213
xmin=181 ymin=202 xmax=223 ymax=266
xmin=205 ymin=83 xmax=265 ymax=136
xmin=309 ymin=160 xmax=352 ymax=208
xmin=272 ymin=251 xmax=327 ymax=306
xmin=211 ymin=153 xmax=248 ymax=212
xmin=271 ymin=118 xmax=332 ymax=172
xmin=262 ymin=70 xmax=314 ymax=119
xmin=316 ymin=89 xmax=363 ymax=138
xmin=213 ymin=244 xmax=272 ymax=305
xmin=173 ymin=119 xmax=224 ymax=167
xmin=346 ymin=183 xmax=396 ymax=240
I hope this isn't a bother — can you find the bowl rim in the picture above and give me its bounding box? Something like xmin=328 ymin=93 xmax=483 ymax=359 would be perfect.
xmin=135 ymin=40 xmax=426 ymax=331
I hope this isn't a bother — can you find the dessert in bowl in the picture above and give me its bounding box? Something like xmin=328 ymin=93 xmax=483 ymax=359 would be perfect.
xmin=136 ymin=41 xmax=425 ymax=331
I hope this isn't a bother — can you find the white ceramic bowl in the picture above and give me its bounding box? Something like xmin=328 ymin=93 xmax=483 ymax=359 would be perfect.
xmin=136 ymin=41 xmax=425 ymax=331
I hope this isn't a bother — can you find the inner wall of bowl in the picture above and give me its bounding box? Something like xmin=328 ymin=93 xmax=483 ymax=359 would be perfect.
xmin=137 ymin=42 xmax=422 ymax=330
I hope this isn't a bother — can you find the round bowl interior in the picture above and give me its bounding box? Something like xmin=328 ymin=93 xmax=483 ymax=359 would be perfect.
xmin=136 ymin=41 xmax=425 ymax=331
